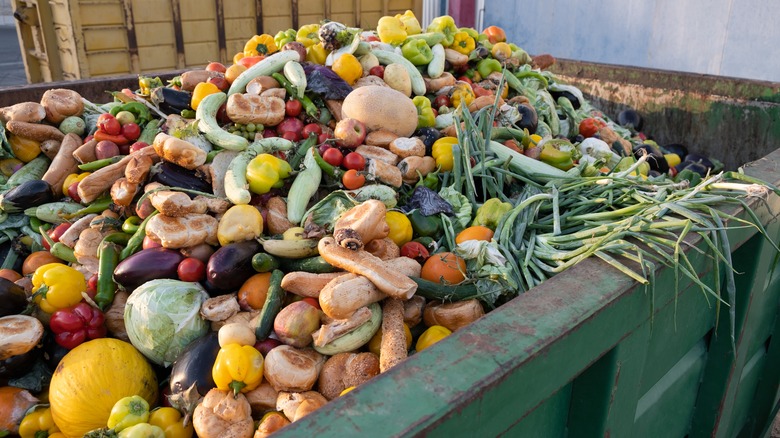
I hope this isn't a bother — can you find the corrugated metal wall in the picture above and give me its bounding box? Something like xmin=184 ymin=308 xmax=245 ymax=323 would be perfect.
xmin=482 ymin=0 xmax=780 ymax=83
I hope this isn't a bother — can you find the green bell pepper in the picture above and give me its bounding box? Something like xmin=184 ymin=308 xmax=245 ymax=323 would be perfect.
xmin=426 ymin=15 xmax=459 ymax=47
xmin=409 ymin=209 xmax=442 ymax=238
xmin=109 ymin=102 xmax=151 ymax=126
xmin=477 ymin=58 xmax=502 ymax=79
xmin=401 ymin=39 xmax=434 ymax=65
xmin=412 ymin=96 xmax=435 ymax=128
xmin=472 ymin=198 xmax=512 ymax=230
xmin=274 ymin=29 xmax=297 ymax=48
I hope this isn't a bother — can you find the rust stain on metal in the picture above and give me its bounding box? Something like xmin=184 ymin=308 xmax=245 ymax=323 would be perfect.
xmin=120 ymin=0 xmax=140 ymax=74
xmin=171 ymin=0 xmax=186 ymax=69
xmin=255 ymin=0 xmax=264 ymax=34
xmin=215 ymin=0 xmax=227 ymax=64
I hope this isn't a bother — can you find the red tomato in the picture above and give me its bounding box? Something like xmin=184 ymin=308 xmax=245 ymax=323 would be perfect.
xmin=343 ymin=152 xmax=366 ymax=171
xmin=400 ymin=241 xmax=430 ymax=263
xmin=457 ymin=76 xmax=473 ymax=85
xmin=121 ymin=123 xmax=141 ymax=141
xmin=47 ymin=222 xmax=71 ymax=243
xmin=97 ymin=114 xmax=121 ymax=135
xmin=579 ymin=117 xmax=607 ymax=138
xmin=207 ymin=76 xmax=230 ymax=91
xmin=368 ymin=65 xmax=385 ymax=79
xmin=482 ymin=25 xmax=507 ymax=44
xmin=281 ymin=131 xmax=300 ymax=142
xmin=285 ymin=99 xmax=303 ymax=117
xmin=206 ymin=62 xmax=227 ymax=73
xmin=302 ymin=123 xmax=323 ymax=138
xmin=301 ymin=297 xmax=321 ymax=310
xmin=238 ymin=55 xmax=264 ymax=68
xmin=433 ymin=94 xmax=451 ymax=109
xmin=67 ymin=181 xmax=81 ymax=203
xmin=129 ymin=141 xmax=149 ymax=153
xmin=178 ymin=257 xmax=206 ymax=282
xmin=85 ymin=274 xmax=98 ymax=300
xmin=317 ymin=132 xmax=331 ymax=145
xmin=472 ymin=85 xmax=492 ymax=98
xmin=322 ymin=147 xmax=343 ymax=167
xmin=342 ymin=169 xmax=365 ymax=189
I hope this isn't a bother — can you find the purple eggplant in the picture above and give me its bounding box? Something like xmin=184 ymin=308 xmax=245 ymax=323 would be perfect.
xmin=206 ymin=240 xmax=260 ymax=294
xmin=168 ymin=332 xmax=219 ymax=420
xmin=113 ymin=247 xmax=184 ymax=291
xmin=0 ymin=278 xmax=28 ymax=317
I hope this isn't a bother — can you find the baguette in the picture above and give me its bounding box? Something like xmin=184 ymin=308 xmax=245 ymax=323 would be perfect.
xmin=355 ymin=145 xmax=400 ymax=166
xmin=367 ymin=158 xmax=403 ymax=188
xmin=42 ymin=133 xmax=81 ymax=196
xmin=5 ymin=120 xmax=65 ymax=142
xmin=281 ymin=272 xmax=346 ymax=298
xmin=379 ymin=298 xmax=407 ymax=372
xmin=317 ymin=237 xmax=417 ymax=299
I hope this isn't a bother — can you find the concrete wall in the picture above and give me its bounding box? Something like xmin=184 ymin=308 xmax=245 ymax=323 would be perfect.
xmin=482 ymin=0 xmax=780 ymax=83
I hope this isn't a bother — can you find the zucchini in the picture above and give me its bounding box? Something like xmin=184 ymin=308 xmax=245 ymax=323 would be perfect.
xmin=283 ymin=61 xmax=307 ymax=100
xmin=255 ymin=269 xmax=285 ymax=339
xmin=228 ymin=50 xmax=300 ymax=95
xmin=313 ymin=302 xmax=382 ymax=355
xmin=196 ymin=92 xmax=249 ymax=151
xmin=224 ymin=138 xmax=295 ymax=205
xmin=405 ymin=32 xmax=446 ymax=46
xmin=279 ymin=255 xmax=338 ymax=273
xmin=411 ymin=277 xmax=480 ymax=302
xmin=25 ymin=201 xmax=83 ymax=224
xmin=371 ymin=49 xmax=426 ymax=96
xmin=0 ymin=180 xmax=54 ymax=213
xmin=427 ymin=44 xmax=445 ymax=79
xmin=3 ymin=156 xmax=49 ymax=189
xmin=286 ymin=147 xmax=322 ymax=224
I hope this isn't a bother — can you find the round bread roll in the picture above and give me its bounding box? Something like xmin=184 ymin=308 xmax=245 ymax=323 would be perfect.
xmin=343 ymin=352 xmax=380 ymax=388
xmin=318 ymin=352 xmax=351 ymax=400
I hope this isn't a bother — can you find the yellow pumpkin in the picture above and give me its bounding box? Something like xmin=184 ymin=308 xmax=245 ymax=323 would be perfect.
xmin=49 ymin=338 xmax=158 ymax=438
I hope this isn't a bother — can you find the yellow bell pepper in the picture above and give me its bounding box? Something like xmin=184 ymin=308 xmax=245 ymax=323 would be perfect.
xmin=426 ymin=15 xmax=458 ymax=47
xmin=62 ymin=172 xmax=90 ymax=194
xmin=306 ymin=42 xmax=329 ymax=65
xmin=416 ymin=325 xmax=452 ymax=351
xmin=190 ymin=82 xmax=221 ymax=110
xmin=118 ymin=423 xmax=166 ymax=438
xmin=432 ymin=136 xmax=458 ymax=172
xmin=296 ymin=24 xmax=320 ymax=48
xmin=385 ymin=211 xmax=413 ymax=247
xmin=19 ymin=406 xmax=60 ymax=438
xmin=108 ymin=395 xmax=151 ymax=433
xmin=148 ymin=407 xmax=194 ymax=438
xmin=233 ymin=51 xmax=245 ymax=64
xmin=450 ymin=81 xmax=475 ymax=109
xmin=32 ymin=263 xmax=86 ymax=314
xmin=451 ymin=31 xmax=475 ymax=55
xmin=243 ymin=34 xmax=277 ymax=57
xmin=395 ymin=10 xmax=422 ymax=35
xmin=332 ymin=53 xmax=363 ymax=85
xmin=8 ymin=134 xmax=41 ymax=163
xmin=377 ymin=16 xmax=407 ymax=45
xmin=246 ymin=153 xmax=291 ymax=194
xmin=212 ymin=343 xmax=264 ymax=395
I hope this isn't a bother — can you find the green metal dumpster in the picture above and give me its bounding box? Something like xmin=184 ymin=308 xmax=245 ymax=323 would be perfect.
xmin=1 ymin=60 xmax=778 ymax=437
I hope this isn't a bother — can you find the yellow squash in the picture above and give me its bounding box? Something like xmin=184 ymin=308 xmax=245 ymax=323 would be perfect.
xmin=49 ymin=339 xmax=158 ymax=438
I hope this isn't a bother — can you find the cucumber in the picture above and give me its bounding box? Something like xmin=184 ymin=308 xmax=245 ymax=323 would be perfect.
xmin=405 ymin=32 xmax=446 ymax=46
xmin=427 ymin=44 xmax=445 ymax=79
xmin=196 ymin=92 xmax=249 ymax=151
xmin=224 ymin=151 xmax=253 ymax=205
xmin=286 ymin=147 xmax=322 ymax=224
xmin=252 ymin=253 xmax=280 ymax=272
xmin=372 ymin=49 xmax=426 ymax=96
xmin=347 ymin=184 xmax=398 ymax=208
xmin=411 ymin=277 xmax=480 ymax=302
xmin=255 ymin=269 xmax=285 ymax=340
xmin=228 ymin=50 xmax=300 ymax=95
xmin=279 ymin=255 xmax=338 ymax=273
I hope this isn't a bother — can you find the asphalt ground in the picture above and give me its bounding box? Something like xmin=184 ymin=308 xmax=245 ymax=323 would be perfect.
xmin=0 ymin=24 xmax=28 ymax=87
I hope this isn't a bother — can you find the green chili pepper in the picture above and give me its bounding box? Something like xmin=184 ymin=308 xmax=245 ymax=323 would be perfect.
xmin=62 ymin=196 xmax=114 ymax=220
xmin=412 ymin=96 xmax=436 ymax=128
xmin=289 ymin=134 xmax=318 ymax=171
xmin=120 ymin=211 xmax=158 ymax=260
xmin=477 ymin=58 xmax=502 ymax=79
xmin=180 ymin=109 xmax=196 ymax=119
xmin=311 ymin=146 xmax=341 ymax=179
xmin=539 ymin=144 xmax=574 ymax=170
xmin=78 ymin=156 xmax=124 ymax=172
xmin=50 ymin=242 xmax=77 ymax=263
xmin=401 ymin=39 xmax=434 ymax=65
xmin=122 ymin=216 xmax=142 ymax=234
xmin=271 ymin=73 xmax=319 ymax=118
xmin=95 ymin=240 xmax=120 ymax=311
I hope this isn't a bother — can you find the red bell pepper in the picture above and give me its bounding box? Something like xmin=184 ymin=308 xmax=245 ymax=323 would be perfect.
xmin=94 ymin=130 xmax=130 ymax=146
xmin=49 ymin=302 xmax=107 ymax=349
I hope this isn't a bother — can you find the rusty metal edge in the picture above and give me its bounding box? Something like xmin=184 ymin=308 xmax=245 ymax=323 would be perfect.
xmin=255 ymin=0 xmax=264 ymax=35
xmin=171 ymin=0 xmax=186 ymax=69
xmin=215 ymin=0 xmax=227 ymax=65
xmin=551 ymin=58 xmax=780 ymax=103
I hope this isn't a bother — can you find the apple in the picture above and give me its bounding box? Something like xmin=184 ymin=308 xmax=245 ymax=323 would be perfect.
xmin=333 ymin=118 xmax=367 ymax=149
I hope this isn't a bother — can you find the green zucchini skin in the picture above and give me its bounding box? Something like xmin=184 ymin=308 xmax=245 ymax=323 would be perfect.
xmin=255 ymin=269 xmax=285 ymax=339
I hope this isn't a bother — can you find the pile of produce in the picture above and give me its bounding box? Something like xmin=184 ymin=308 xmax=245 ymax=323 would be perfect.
xmin=0 ymin=11 xmax=777 ymax=438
